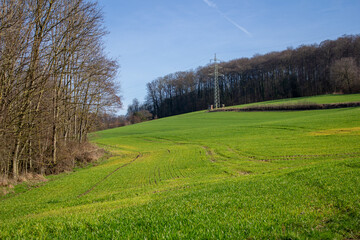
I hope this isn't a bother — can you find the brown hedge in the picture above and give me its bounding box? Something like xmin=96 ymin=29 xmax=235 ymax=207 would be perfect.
xmin=210 ymin=102 xmax=360 ymax=112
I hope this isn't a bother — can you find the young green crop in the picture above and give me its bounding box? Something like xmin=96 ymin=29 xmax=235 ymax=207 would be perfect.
xmin=233 ymin=93 xmax=360 ymax=108
xmin=1 ymin=94 xmax=359 ymax=239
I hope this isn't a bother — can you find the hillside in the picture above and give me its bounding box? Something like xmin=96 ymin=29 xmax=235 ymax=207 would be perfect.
xmin=234 ymin=93 xmax=360 ymax=108
xmin=1 ymin=94 xmax=360 ymax=239
xmin=142 ymin=35 xmax=360 ymax=118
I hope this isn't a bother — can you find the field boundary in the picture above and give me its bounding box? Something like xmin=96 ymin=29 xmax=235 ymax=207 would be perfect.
xmin=209 ymin=102 xmax=360 ymax=112
xmin=77 ymin=153 xmax=141 ymax=198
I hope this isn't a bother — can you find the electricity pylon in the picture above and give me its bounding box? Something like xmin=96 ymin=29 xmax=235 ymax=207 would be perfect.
xmin=211 ymin=54 xmax=221 ymax=109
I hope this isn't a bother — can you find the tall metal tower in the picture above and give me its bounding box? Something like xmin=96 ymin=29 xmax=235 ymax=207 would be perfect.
xmin=213 ymin=54 xmax=220 ymax=109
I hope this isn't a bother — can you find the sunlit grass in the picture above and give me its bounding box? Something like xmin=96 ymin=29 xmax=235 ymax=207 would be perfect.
xmin=1 ymin=94 xmax=360 ymax=239
xmin=232 ymin=93 xmax=360 ymax=108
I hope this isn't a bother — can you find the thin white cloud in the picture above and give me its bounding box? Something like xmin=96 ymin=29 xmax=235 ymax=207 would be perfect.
xmin=203 ymin=0 xmax=217 ymax=8
xmin=202 ymin=0 xmax=252 ymax=37
xmin=218 ymin=10 xmax=252 ymax=37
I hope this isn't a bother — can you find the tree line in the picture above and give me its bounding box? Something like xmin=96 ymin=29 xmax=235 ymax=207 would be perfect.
xmin=142 ymin=35 xmax=360 ymax=118
xmin=93 ymin=98 xmax=153 ymax=131
xmin=0 ymin=0 xmax=121 ymax=178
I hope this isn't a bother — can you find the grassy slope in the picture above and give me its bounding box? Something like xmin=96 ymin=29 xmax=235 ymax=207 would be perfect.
xmin=1 ymin=95 xmax=360 ymax=239
xmin=233 ymin=93 xmax=360 ymax=108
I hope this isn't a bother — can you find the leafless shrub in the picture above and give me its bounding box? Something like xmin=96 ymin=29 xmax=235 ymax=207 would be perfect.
xmin=50 ymin=141 xmax=105 ymax=174
xmin=0 ymin=175 xmax=10 ymax=187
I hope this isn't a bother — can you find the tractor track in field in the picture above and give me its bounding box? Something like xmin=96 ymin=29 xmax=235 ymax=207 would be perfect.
xmin=202 ymin=146 xmax=216 ymax=162
xmin=77 ymin=153 xmax=142 ymax=198
xmin=253 ymin=152 xmax=360 ymax=162
xmin=225 ymin=146 xmax=360 ymax=162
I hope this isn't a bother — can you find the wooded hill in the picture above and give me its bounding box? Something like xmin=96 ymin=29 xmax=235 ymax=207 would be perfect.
xmin=0 ymin=0 xmax=121 ymax=178
xmin=143 ymin=35 xmax=360 ymax=118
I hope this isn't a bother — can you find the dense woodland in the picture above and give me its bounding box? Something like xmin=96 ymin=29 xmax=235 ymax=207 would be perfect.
xmin=0 ymin=0 xmax=121 ymax=178
xmin=143 ymin=35 xmax=360 ymax=118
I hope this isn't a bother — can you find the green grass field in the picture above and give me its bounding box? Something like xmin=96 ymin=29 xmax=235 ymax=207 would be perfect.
xmin=233 ymin=93 xmax=360 ymax=108
xmin=1 ymin=94 xmax=360 ymax=239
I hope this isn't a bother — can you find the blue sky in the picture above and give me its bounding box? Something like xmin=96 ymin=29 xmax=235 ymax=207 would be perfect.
xmin=97 ymin=0 xmax=360 ymax=114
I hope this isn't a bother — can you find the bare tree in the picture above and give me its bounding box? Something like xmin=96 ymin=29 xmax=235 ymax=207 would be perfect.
xmin=0 ymin=0 xmax=121 ymax=178
xmin=331 ymin=57 xmax=360 ymax=93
